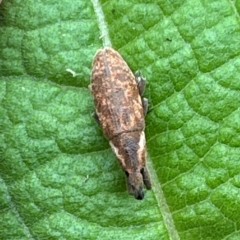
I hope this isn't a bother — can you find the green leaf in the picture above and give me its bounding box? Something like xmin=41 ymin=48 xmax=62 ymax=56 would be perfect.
xmin=1 ymin=0 xmax=240 ymax=239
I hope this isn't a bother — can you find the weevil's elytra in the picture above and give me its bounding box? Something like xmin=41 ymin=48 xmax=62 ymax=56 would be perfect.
xmin=90 ymin=47 xmax=151 ymax=200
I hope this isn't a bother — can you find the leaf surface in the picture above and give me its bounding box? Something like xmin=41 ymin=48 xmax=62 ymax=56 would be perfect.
xmin=1 ymin=0 xmax=240 ymax=239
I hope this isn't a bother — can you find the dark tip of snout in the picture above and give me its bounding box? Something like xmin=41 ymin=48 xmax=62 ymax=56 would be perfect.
xmin=135 ymin=189 xmax=145 ymax=200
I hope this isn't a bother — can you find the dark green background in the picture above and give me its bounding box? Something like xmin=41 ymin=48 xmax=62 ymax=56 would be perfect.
xmin=1 ymin=0 xmax=240 ymax=239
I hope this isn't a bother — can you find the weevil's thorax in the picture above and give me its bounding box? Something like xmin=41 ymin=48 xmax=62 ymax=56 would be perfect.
xmin=110 ymin=131 xmax=146 ymax=171
xmin=110 ymin=131 xmax=147 ymax=199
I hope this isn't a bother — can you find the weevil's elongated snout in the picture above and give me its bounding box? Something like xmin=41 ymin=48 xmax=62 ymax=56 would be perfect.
xmin=125 ymin=168 xmax=151 ymax=200
xmin=135 ymin=187 xmax=145 ymax=200
xmin=126 ymin=174 xmax=144 ymax=200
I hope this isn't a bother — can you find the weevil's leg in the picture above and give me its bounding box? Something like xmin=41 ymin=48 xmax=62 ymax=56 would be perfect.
xmin=135 ymin=71 xmax=146 ymax=96
xmin=141 ymin=167 xmax=152 ymax=190
xmin=92 ymin=112 xmax=100 ymax=125
xmin=142 ymin=98 xmax=148 ymax=116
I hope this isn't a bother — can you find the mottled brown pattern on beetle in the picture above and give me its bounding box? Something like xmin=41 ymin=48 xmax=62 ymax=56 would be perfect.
xmin=91 ymin=48 xmax=144 ymax=140
xmin=91 ymin=47 xmax=151 ymax=199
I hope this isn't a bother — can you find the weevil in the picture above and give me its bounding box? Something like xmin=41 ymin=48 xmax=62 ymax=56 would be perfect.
xmin=90 ymin=47 xmax=151 ymax=200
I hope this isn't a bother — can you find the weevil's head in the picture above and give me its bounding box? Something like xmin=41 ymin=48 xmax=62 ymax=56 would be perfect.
xmin=110 ymin=132 xmax=152 ymax=200
xmin=124 ymin=167 xmax=147 ymax=200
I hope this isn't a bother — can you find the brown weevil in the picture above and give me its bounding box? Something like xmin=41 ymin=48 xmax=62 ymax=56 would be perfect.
xmin=90 ymin=47 xmax=151 ymax=200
